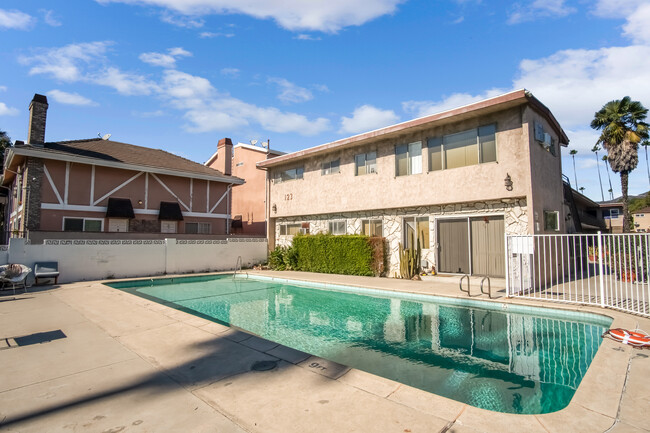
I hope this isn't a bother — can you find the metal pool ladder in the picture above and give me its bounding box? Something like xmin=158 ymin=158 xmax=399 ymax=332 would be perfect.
xmin=233 ymin=256 xmax=244 ymax=279
xmin=459 ymin=274 xmax=471 ymax=296
xmin=480 ymin=276 xmax=493 ymax=299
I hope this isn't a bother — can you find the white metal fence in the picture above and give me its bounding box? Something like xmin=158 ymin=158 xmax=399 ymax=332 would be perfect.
xmin=506 ymin=232 xmax=650 ymax=317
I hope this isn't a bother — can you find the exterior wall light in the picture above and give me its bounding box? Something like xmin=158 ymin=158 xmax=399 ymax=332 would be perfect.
xmin=272 ymin=204 xmax=277 ymax=213
xmin=504 ymin=174 xmax=513 ymax=191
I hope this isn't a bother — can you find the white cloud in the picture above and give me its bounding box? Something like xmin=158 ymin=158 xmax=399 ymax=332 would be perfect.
xmin=268 ymin=78 xmax=313 ymax=103
xmin=133 ymin=109 xmax=166 ymax=117
xmin=295 ymin=34 xmax=321 ymax=41
xmin=592 ymin=0 xmax=644 ymax=19
xmin=0 ymin=9 xmax=34 ymax=30
xmin=508 ymin=0 xmax=576 ymax=24
xmin=41 ymin=9 xmax=62 ymax=26
xmin=139 ymin=47 xmax=192 ymax=68
xmin=622 ymin=2 xmax=650 ymax=44
xmin=95 ymin=0 xmax=405 ymax=32
xmin=0 ymin=102 xmax=19 ymax=116
xmin=220 ymin=68 xmax=240 ymax=77
xmin=19 ymin=41 xmax=112 ymax=82
xmin=94 ymin=67 xmax=159 ymax=95
xmin=199 ymin=31 xmax=235 ymax=38
xmin=402 ymin=88 xmax=506 ymax=119
xmin=47 ymin=89 xmax=97 ymax=106
xmin=160 ymin=12 xmax=204 ymax=28
xmin=340 ymin=105 xmax=399 ymax=134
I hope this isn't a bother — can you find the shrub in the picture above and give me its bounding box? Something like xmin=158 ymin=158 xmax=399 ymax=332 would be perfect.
xmin=292 ymin=233 xmax=385 ymax=276
xmin=269 ymin=246 xmax=288 ymax=270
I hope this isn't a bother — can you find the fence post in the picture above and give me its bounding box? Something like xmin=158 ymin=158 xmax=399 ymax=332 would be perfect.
xmin=598 ymin=231 xmax=605 ymax=308
xmin=504 ymin=233 xmax=510 ymax=297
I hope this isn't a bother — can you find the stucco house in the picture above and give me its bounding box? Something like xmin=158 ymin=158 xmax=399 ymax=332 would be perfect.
xmin=205 ymin=139 xmax=284 ymax=236
xmin=1 ymin=94 xmax=244 ymax=243
xmin=633 ymin=206 xmax=650 ymax=232
xmin=258 ymin=89 xmax=569 ymax=278
xmin=599 ymin=201 xmax=625 ymax=233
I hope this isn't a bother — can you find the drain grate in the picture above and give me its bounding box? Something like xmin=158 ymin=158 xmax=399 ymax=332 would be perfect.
xmin=251 ymin=360 xmax=278 ymax=371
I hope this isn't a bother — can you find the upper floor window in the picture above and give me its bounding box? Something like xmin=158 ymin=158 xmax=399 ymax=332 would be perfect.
xmin=361 ymin=219 xmax=383 ymax=237
xmin=328 ymin=220 xmax=347 ymax=235
xmin=603 ymin=209 xmax=620 ymax=219
xmin=428 ymin=124 xmax=497 ymax=171
xmin=355 ymin=151 xmax=377 ymax=176
xmin=274 ymin=167 xmax=304 ymax=183
xmin=322 ymin=159 xmax=340 ymax=176
xmin=544 ymin=210 xmax=560 ymax=231
xmin=395 ymin=142 xmax=422 ymax=176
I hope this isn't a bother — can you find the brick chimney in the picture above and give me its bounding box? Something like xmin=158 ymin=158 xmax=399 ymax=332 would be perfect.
xmin=215 ymin=138 xmax=233 ymax=176
xmin=27 ymin=94 xmax=48 ymax=146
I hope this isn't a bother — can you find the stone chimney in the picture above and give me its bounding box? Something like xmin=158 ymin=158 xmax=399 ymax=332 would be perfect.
xmin=215 ymin=138 xmax=233 ymax=176
xmin=27 ymin=94 xmax=48 ymax=146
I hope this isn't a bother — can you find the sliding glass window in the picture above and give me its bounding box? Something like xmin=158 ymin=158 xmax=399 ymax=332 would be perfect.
xmin=395 ymin=142 xmax=422 ymax=176
xmin=428 ymin=124 xmax=497 ymax=171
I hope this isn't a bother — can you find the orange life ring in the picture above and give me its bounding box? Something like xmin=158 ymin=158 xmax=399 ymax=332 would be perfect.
xmin=602 ymin=328 xmax=650 ymax=348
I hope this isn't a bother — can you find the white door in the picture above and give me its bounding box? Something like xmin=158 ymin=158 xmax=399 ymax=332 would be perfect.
xmin=161 ymin=220 xmax=177 ymax=234
xmin=108 ymin=218 xmax=129 ymax=232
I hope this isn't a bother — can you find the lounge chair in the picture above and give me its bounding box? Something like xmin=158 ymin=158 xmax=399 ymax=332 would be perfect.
xmin=34 ymin=261 xmax=59 ymax=285
xmin=0 ymin=264 xmax=32 ymax=295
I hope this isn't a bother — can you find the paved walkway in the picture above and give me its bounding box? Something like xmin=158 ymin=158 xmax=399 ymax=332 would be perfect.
xmin=0 ymin=271 xmax=648 ymax=432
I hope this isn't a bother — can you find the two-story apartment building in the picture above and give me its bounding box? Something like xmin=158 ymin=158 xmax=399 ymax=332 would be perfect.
xmin=205 ymin=140 xmax=284 ymax=236
xmin=258 ymin=89 xmax=569 ymax=278
xmin=2 ymin=94 xmax=244 ymax=243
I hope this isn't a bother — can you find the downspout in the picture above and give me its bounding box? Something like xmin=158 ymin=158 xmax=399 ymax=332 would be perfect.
xmin=226 ymin=184 xmax=232 ymax=235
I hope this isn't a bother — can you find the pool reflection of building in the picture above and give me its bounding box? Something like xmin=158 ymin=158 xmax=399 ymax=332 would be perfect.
xmin=223 ymin=285 xmax=600 ymax=392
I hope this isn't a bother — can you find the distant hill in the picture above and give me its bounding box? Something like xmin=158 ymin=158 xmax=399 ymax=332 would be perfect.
xmin=599 ymin=190 xmax=649 ymax=205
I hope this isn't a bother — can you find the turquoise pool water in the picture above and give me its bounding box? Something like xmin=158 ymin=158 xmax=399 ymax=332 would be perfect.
xmin=108 ymin=274 xmax=611 ymax=414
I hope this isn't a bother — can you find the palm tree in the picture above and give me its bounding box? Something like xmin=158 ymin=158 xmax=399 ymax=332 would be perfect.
xmin=592 ymin=144 xmax=605 ymax=201
xmin=569 ymin=149 xmax=579 ymax=189
xmin=591 ymin=96 xmax=649 ymax=232
xmin=579 ymin=186 xmax=586 ymax=195
xmin=642 ymin=139 xmax=650 ymax=186
xmin=603 ymin=155 xmax=614 ymax=200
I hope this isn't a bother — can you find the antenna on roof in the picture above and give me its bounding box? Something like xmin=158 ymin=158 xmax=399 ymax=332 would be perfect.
xmin=250 ymin=139 xmax=258 ymax=145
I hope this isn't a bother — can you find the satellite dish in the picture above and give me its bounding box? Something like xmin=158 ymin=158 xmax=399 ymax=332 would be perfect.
xmin=250 ymin=139 xmax=258 ymax=145
xmin=261 ymin=141 xmax=268 ymax=148
xmin=102 ymin=134 xmax=112 ymax=141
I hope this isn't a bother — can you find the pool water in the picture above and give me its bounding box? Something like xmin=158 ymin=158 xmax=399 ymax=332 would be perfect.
xmin=108 ymin=275 xmax=611 ymax=414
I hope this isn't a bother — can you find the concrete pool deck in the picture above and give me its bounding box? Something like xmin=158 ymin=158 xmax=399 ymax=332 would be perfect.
xmin=0 ymin=270 xmax=648 ymax=432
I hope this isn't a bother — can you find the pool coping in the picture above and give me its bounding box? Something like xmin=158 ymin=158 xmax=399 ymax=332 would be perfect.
xmin=100 ymin=270 xmax=643 ymax=432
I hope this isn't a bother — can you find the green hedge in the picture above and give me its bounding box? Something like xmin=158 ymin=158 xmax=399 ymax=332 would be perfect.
xmin=269 ymin=234 xmax=385 ymax=276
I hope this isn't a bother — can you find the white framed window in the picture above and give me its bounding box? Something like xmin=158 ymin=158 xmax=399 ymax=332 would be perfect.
xmin=361 ymin=219 xmax=383 ymax=237
xmin=321 ymin=159 xmax=340 ymax=175
xmin=328 ymin=220 xmax=346 ymax=235
xmin=273 ymin=167 xmax=304 ymax=183
xmin=186 ymin=222 xmax=211 ymax=234
xmin=355 ymin=152 xmax=377 ymax=176
xmin=395 ymin=142 xmax=422 ymax=176
xmin=108 ymin=218 xmax=129 ymax=233
xmin=403 ymin=216 xmax=429 ymax=249
xmin=161 ymin=221 xmax=177 ymax=234
xmin=63 ymin=217 xmax=103 ymax=232
xmin=543 ymin=211 xmax=560 ymax=231
xmin=428 ymin=124 xmax=497 ymax=171
xmin=279 ymin=223 xmax=301 ymax=236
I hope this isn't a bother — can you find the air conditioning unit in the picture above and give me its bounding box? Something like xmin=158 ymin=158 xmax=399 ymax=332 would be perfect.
xmin=543 ymin=133 xmax=552 ymax=149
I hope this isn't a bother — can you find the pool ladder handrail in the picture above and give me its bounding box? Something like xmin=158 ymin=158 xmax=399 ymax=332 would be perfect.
xmin=480 ymin=276 xmax=493 ymax=299
xmin=233 ymin=256 xmax=246 ymax=279
xmin=459 ymin=274 xmax=471 ymax=296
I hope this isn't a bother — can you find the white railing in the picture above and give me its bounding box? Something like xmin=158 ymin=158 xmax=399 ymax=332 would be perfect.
xmin=506 ymin=232 xmax=650 ymax=317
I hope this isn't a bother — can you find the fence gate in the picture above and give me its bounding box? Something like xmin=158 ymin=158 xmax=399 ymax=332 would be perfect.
xmin=506 ymin=232 xmax=650 ymax=317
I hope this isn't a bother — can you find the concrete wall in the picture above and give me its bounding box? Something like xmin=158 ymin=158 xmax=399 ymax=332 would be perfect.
xmin=2 ymin=237 xmax=267 ymax=284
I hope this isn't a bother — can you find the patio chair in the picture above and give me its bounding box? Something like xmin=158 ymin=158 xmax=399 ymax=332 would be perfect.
xmin=34 ymin=261 xmax=59 ymax=285
xmin=0 ymin=264 xmax=32 ymax=295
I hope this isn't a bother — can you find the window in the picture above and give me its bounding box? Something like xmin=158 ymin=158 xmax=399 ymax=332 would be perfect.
xmin=428 ymin=124 xmax=497 ymax=171
xmin=362 ymin=219 xmax=383 ymax=237
xmin=544 ymin=211 xmax=560 ymax=231
xmin=355 ymin=152 xmax=377 ymax=176
xmin=274 ymin=167 xmax=304 ymax=183
xmin=279 ymin=223 xmax=301 ymax=236
xmin=403 ymin=217 xmax=429 ymax=249
xmin=328 ymin=220 xmax=346 ymax=235
xmin=321 ymin=159 xmax=340 ymax=175
xmin=63 ymin=217 xmax=103 ymax=232
xmin=395 ymin=142 xmax=422 ymax=176
xmin=186 ymin=222 xmax=211 ymax=234
xmin=603 ymin=209 xmax=620 ymax=219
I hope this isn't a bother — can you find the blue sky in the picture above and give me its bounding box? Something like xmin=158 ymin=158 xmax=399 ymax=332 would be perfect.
xmin=1 ymin=0 xmax=649 ymax=202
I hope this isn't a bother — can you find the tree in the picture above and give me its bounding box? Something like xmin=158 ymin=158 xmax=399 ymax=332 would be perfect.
xmin=569 ymin=149 xmax=579 ymax=189
xmin=0 ymin=130 xmax=10 ymax=166
xmin=592 ymin=144 xmax=605 ymax=201
xmin=591 ymin=96 xmax=649 ymax=232
xmin=642 ymin=139 xmax=650 ymax=186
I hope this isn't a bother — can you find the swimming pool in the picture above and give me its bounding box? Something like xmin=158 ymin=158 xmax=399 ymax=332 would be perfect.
xmin=107 ymin=274 xmax=612 ymax=414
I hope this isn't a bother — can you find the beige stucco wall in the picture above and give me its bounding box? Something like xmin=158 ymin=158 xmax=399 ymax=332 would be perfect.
xmin=633 ymin=211 xmax=650 ymax=232
xmin=268 ymin=107 xmax=532 ymax=219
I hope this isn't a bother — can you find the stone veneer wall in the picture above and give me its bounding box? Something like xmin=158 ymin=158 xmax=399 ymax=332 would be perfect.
xmin=25 ymin=158 xmax=44 ymax=232
xmin=274 ymin=198 xmax=528 ymax=277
